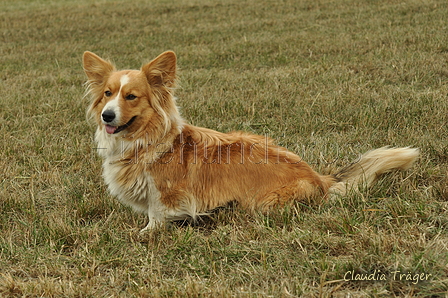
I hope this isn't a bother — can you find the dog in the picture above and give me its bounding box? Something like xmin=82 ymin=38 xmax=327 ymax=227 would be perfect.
xmin=82 ymin=50 xmax=419 ymax=231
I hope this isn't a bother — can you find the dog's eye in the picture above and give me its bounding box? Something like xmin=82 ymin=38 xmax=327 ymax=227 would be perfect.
xmin=125 ymin=94 xmax=137 ymax=100
xmin=104 ymin=91 xmax=112 ymax=97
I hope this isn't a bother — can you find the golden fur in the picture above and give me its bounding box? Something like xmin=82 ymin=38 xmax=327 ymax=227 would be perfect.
xmin=83 ymin=51 xmax=419 ymax=231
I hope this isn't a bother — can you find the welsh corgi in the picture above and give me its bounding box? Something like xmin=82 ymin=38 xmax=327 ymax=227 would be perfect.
xmin=83 ymin=51 xmax=419 ymax=231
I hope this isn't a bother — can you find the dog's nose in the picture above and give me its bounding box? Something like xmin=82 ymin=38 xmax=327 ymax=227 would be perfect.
xmin=102 ymin=110 xmax=116 ymax=123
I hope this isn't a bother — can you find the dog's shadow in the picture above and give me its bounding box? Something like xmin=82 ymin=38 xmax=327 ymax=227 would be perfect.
xmin=171 ymin=201 xmax=239 ymax=231
xmin=172 ymin=215 xmax=217 ymax=230
xmin=171 ymin=200 xmax=316 ymax=231
xmin=136 ymin=200 xmax=317 ymax=244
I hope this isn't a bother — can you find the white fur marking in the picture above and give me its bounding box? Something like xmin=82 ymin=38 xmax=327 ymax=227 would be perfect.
xmin=120 ymin=74 xmax=129 ymax=87
xmin=102 ymin=97 xmax=121 ymax=126
xmin=101 ymin=74 xmax=129 ymax=126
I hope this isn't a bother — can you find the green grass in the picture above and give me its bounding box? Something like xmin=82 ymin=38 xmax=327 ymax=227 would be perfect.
xmin=1 ymin=0 xmax=448 ymax=296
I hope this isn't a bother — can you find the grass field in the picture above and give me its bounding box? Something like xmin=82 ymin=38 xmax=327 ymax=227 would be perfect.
xmin=1 ymin=0 xmax=448 ymax=296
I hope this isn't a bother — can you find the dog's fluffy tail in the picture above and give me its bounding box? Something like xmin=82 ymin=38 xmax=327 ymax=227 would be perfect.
xmin=329 ymin=147 xmax=419 ymax=196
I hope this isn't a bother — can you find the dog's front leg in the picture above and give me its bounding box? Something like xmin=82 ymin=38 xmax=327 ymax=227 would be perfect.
xmin=140 ymin=219 xmax=162 ymax=233
xmin=139 ymin=209 xmax=165 ymax=233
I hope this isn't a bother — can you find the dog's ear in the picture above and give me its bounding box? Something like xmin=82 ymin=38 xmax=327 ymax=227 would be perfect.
xmin=83 ymin=51 xmax=115 ymax=84
xmin=141 ymin=51 xmax=177 ymax=88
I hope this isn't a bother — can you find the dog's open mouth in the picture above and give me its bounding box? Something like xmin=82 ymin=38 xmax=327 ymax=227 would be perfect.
xmin=105 ymin=116 xmax=137 ymax=134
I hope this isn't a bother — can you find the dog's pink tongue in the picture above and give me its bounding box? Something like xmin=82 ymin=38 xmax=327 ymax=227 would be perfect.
xmin=105 ymin=125 xmax=117 ymax=134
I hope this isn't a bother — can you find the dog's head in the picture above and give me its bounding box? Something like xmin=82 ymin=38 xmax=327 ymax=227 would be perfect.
xmin=83 ymin=51 xmax=180 ymax=139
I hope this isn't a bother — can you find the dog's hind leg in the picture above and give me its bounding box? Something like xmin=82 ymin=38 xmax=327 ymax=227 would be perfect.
xmin=253 ymin=180 xmax=329 ymax=210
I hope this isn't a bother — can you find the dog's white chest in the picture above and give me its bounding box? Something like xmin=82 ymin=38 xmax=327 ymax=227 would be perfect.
xmin=95 ymin=128 xmax=161 ymax=213
xmin=102 ymin=161 xmax=161 ymax=214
